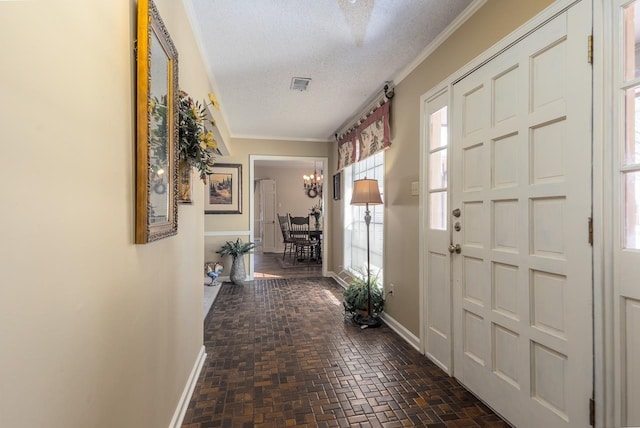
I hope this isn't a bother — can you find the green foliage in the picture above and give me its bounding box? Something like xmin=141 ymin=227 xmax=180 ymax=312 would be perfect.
xmin=343 ymin=270 xmax=384 ymax=317
xmin=178 ymin=91 xmax=217 ymax=182
xmin=216 ymin=238 xmax=256 ymax=260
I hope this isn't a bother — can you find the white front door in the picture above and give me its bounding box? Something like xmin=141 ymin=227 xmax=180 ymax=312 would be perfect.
xmin=451 ymin=2 xmax=592 ymax=427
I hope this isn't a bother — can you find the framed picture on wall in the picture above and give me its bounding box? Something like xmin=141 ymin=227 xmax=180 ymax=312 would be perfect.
xmin=134 ymin=0 xmax=179 ymax=243
xmin=205 ymin=163 xmax=242 ymax=214
xmin=333 ymin=172 xmax=341 ymax=200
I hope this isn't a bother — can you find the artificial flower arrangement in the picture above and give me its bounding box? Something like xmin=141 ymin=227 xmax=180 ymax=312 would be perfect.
xmin=178 ymin=90 xmax=218 ymax=182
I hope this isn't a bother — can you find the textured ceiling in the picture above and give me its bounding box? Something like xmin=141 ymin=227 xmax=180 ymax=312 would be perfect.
xmin=185 ymin=0 xmax=473 ymax=142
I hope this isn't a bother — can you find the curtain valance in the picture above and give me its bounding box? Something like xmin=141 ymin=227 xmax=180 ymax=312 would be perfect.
xmin=335 ymin=84 xmax=393 ymax=171
xmin=356 ymin=100 xmax=390 ymax=161
xmin=337 ymin=128 xmax=357 ymax=171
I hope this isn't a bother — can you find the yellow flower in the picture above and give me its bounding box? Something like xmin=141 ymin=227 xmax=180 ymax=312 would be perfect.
xmin=208 ymin=93 xmax=220 ymax=111
xmin=190 ymin=106 xmax=200 ymax=121
xmin=202 ymin=132 xmax=217 ymax=149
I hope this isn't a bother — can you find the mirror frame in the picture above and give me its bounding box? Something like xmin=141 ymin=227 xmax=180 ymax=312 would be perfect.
xmin=135 ymin=0 xmax=179 ymax=244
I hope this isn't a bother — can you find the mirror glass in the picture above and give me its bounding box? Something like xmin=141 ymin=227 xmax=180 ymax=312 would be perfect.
xmin=149 ymin=29 xmax=169 ymax=224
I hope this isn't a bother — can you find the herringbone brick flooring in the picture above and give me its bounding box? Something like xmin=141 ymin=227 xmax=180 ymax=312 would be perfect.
xmin=182 ymin=276 xmax=509 ymax=428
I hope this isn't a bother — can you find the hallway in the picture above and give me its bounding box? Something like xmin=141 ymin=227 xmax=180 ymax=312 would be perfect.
xmin=182 ymin=270 xmax=509 ymax=427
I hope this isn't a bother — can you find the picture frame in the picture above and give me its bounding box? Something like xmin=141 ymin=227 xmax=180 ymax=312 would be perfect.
xmin=135 ymin=0 xmax=179 ymax=243
xmin=333 ymin=172 xmax=341 ymax=200
xmin=205 ymin=163 xmax=242 ymax=214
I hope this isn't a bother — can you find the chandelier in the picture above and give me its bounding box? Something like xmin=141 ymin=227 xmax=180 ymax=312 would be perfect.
xmin=303 ymin=163 xmax=323 ymax=198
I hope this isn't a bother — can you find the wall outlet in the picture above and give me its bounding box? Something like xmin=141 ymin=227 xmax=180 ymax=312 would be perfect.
xmin=411 ymin=181 xmax=419 ymax=196
xmin=387 ymin=283 xmax=395 ymax=296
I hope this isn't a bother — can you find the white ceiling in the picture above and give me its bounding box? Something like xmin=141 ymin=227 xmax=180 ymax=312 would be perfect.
xmin=185 ymin=0 xmax=474 ymax=142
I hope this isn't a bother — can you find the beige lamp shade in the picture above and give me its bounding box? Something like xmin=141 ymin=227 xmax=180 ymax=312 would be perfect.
xmin=350 ymin=178 xmax=383 ymax=205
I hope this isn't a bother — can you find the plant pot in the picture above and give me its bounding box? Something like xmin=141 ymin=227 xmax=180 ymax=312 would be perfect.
xmin=230 ymin=255 xmax=246 ymax=284
xmin=178 ymin=159 xmax=192 ymax=204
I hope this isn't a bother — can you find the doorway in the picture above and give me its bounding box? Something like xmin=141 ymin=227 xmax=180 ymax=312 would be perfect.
xmin=249 ymin=155 xmax=329 ymax=278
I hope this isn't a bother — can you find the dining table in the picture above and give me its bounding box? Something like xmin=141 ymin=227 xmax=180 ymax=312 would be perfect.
xmin=309 ymin=227 xmax=322 ymax=262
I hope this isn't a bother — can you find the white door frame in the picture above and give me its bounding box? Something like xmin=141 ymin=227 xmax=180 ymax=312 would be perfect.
xmin=418 ymin=0 xmax=607 ymax=426
xmin=249 ymin=155 xmax=329 ymax=278
xmin=598 ymin=0 xmax=640 ymax=426
xmin=592 ymin=1 xmax=607 ymax=426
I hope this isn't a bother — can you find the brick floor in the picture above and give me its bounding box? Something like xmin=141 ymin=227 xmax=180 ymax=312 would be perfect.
xmin=181 ymin=277 xmax=510 ymax=428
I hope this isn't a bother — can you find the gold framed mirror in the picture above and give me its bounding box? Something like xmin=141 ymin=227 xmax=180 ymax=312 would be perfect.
xmin=135 ymin=0 xmax=179 ymax=244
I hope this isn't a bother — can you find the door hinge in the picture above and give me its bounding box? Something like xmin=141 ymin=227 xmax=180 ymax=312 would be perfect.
xmin=588 ymin=35 xmax=593 ymax=64
xmin=588 ymin=217 xmax=593 ymax=245
xmin=589 ymin=398 xmax=595 ymax=426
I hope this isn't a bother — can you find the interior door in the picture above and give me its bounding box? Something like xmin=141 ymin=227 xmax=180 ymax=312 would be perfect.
xmin=254 ymin=180 xmax=263 ymax=245
xmin=423 ymin=90 xmax=452 ymax=374
xmin=451 ymin=2 xmax=593 ymax=427
xmin=261 ymin=179 xmax=277 ymax=252
xmin=614 ymin=2 xmax=640 ymax=426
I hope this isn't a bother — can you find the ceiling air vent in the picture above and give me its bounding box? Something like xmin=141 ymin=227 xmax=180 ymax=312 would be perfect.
xmin=290 ymin=77 xmax=311 ymax=91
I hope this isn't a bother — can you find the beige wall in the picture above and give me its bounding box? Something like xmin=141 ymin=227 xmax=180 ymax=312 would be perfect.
xmin=0 ymin=0 xmax=214 ymax=426
xmin=204 ymin=138 xmax=329 ymax=272
xmin=327 ymin=0 xmax=555 ymax=335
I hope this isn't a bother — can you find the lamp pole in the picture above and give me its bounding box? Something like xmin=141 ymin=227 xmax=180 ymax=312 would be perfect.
xmin=364 ymin=202 xmax=372 ymax=319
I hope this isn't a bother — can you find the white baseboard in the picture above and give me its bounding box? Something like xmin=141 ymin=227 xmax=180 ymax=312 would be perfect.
xmin=380 ymin=313 xmax=421 ymax=352
xmin=328 ymin=271 xmax=348 ymax=288
xmin=328 ymin=270 xmax=351 ymax=289
xmin=169 ymin=345 xmax=206 ymax=428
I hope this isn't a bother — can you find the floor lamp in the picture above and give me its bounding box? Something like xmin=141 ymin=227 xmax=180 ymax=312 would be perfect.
xmin=350 ymin=178 xmax=383 ymax=327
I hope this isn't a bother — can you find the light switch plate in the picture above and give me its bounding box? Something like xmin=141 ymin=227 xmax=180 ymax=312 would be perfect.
xmin=411 ymin=181 xmax=419 ymax=196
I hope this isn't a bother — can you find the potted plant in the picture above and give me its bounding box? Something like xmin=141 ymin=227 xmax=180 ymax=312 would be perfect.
xmin=343 ymin=269 xmax=384 ymax=322
xmin=217 ymin=238 xmax=256 ymax=285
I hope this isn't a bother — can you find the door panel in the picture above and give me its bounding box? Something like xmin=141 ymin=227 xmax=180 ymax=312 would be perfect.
xmin=424 ymin=91 xmax=452 ymax=374
xmin=451 ymin=2 xmax=592 ymax=427
xmin=623 ymin=298 xmax=640 ymax=424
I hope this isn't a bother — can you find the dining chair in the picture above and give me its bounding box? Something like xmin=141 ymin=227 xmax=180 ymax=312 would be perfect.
xmin=277 ymin=213 xmax=295 ymax=260
xmin=289 ymin=215 xmax=315 ymax=262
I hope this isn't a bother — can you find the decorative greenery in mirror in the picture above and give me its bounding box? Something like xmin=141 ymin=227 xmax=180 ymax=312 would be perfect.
xmin=135 ymin=0 xmax=179 ymax=244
